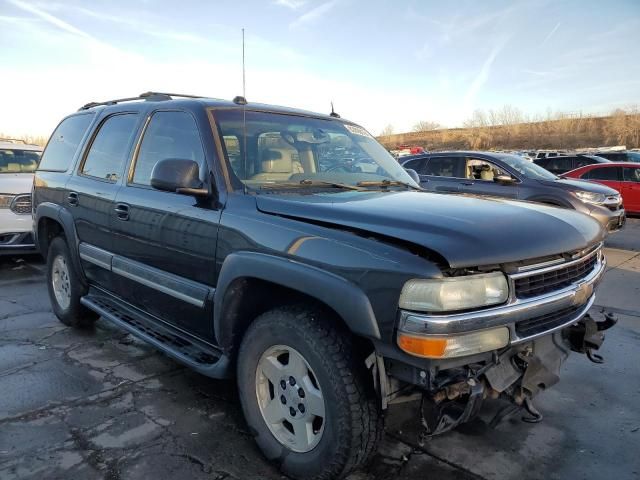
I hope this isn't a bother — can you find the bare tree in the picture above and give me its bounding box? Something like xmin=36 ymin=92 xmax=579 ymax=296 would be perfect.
xmin=379 ymin=124 xmax=395 ymax=136
xmin=412 ymin=120 xmax=441 ymax=132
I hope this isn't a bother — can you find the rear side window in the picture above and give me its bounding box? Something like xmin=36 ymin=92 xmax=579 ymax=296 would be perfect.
xmin=586 ymin=166 xmax=621 ymax=181
xmin=423 ymin=156 xmax=465 ymax=178
xmin=81 ymin=113 xmax=138 ymax=182
xmin=38 ymin=114 xmax=94 ymax=172
xmin=623 ymin=167 xmax=640 ymax=182
xmin=132 ymin=111 xmax=205 ymax=186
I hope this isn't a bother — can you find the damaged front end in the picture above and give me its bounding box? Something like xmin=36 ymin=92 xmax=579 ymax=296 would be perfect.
xmin=382 ymin=311 xmax=617 ymax=439
xmin=381 ymin=244 xmax=616 ymax=438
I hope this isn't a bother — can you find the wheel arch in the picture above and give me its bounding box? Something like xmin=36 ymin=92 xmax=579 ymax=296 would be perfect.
xmin=35 ymin=202 xmax=87 ymax=285
xmin=213 ymin=252 xmax=381 ymax=357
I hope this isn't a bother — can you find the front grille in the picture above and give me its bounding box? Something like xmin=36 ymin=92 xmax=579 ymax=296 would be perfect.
xmin=514 ymin=250 xmax=598 ymax=299
xmin=10 ymin=194 xmax=32 ymax=215
xmin=515 ymin=305 xmax=582 ymax=338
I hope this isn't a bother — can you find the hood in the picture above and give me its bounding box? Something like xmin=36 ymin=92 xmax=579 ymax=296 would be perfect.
xmin=540 ymin=178 xmax=619 ymax=195
xmin=256 ymin=191 xmax=605 ymax=268
xmin=0 ymin=173 xmax=34 ymax=195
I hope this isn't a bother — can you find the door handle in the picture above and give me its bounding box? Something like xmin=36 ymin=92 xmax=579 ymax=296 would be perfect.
xmin=461 ymin=181 xmax=474 ymax=186
xmin=68 ymin=192 xmax=79 ymax=206
xmin=114 ymin=203 xmax=130 ymax=221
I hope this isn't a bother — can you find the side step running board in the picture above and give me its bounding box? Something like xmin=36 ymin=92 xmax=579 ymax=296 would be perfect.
xmin=81 ymin=290 xmax=231 ymax=379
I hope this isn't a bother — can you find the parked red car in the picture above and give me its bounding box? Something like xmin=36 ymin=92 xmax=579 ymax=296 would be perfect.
xmin=562 ymin=162 xmax=640 ymax=213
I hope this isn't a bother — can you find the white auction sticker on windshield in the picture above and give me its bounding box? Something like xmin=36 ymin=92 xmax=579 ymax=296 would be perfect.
xmin=344 ymin=124 xmax=373 ymax=138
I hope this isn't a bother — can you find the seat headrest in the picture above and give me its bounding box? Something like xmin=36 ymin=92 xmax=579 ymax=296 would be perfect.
xmin=261 ymin=148 xmax=295 ymax=173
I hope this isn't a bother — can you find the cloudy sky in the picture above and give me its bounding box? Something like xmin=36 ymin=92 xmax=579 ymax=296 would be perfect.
xmin=1 ymin=0 xmax=639 ymax=137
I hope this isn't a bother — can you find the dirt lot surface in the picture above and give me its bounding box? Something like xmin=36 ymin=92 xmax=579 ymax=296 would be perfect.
xmin=1 ymin=219 xmax=639 ymax=480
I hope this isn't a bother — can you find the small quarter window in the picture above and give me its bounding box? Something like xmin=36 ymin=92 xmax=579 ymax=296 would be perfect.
xmin=82 ymin=113 xmax=138 ymax=181
xmin=132 ymin=111 xmax=205 ymax=186
xmin=39 ymin=113 xmax=94 ymax=172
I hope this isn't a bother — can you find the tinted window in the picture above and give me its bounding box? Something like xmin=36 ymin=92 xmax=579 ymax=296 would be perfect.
xmin=81 ymin=114 xmax=138 ymax=181
xmin=403 ymin=158 xmax=424 ymax=172
xmin=133 ymin=111 xmax=205 ymax=185
xmin=38 ymin=114 xmax=94 ymax=172
xmin=623 ymin=167 xmax=640 ymax=182
xmin=534 ymin=158 xmax=549 ymax=167
xmin=545 ymin=157 xmax=573 ymax=171
xmin=423 ymin=156 xmax=465 ymax=177
xmin=0 ymin=149 xmax=41 ymax=173
xmin=586 ymin=166 xmax=621 ymax=181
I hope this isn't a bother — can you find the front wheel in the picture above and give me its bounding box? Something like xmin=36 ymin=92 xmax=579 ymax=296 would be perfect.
xmin=237 ymin=305 xmax=381 ymax=480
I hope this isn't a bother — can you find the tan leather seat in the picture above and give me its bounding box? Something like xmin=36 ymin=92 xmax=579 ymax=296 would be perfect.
xmin=480 ymin=165 xmax=494 ymax=181
xmin=252 ymin=148 xmax=303 ymax=181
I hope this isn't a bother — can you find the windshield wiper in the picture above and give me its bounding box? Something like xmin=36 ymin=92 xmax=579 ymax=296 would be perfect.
xmin=356 ymin=179 xmax=421 ymax=190
xmin=259 ymin=180 xmax=364 ymax=191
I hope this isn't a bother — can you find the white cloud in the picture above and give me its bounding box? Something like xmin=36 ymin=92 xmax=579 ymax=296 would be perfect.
xmin=290 ymin=0 xmax=338 ymax=29
xmin=274 ymin=0 xmax=308 ymax=9
xmin=541 ymin=22 xmax=561 ymax=47
xmin=463 ymin=36 xmax=511 ymax=114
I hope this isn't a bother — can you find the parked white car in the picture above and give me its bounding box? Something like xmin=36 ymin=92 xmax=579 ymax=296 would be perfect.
xmin=0 ymin=139 xmax=42 ymax=255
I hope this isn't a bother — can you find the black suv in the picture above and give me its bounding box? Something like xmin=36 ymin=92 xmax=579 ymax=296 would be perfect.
xmin=534 ymin=154 xmax=611 ymax=175
xmin=34 ymin=93 xmax=614 ymax=480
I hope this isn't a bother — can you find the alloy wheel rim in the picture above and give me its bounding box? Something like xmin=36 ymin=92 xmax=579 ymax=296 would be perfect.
xmin=52 ymin=255 xmax=71 ymax=310
xmin=255 ymin=344 xmax=326 ymax=453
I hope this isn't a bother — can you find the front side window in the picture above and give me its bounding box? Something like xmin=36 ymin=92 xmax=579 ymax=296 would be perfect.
xmin=38 ymin=113 xmax=94 ymax=172
xmin=587 ymin=167 xmax=621 ymax=181
xmin=213 ymin=109 xmax=417 ymax=189
xmin=465 ymin=158 xmax=510 ymax=181
xmin=623 ymin=167 xmax=640 ymax=183
xmin=403 ymin=158 xmax=425 ymax=173
xmin=0 ymin=149 xmax=41 ymax=173
xmin=423 ymin=156 xmax=466 ymax=178
xmin=133 ymin=111 xmax=205 ymax=186
xmin=81 ymin=114 xmax=138 ymax=181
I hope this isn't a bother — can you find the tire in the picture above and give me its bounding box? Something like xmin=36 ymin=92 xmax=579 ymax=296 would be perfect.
xmin=237 ymin=305 xmax=382 ymax=480
xmin=46 ymin=236 xmax=98 ymax=328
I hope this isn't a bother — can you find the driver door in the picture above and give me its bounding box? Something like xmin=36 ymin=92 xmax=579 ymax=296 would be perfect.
xmin=109 ymin=110 xmax=220 ymax=340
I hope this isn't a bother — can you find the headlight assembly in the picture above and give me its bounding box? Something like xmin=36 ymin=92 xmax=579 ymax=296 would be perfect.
xmin=573 ymin=190 xmax=607 ymax=205
xmin=0 ymin=194 xmax=15 ymax=209
xmin=399 ymin=272 xmax=508 ymax=312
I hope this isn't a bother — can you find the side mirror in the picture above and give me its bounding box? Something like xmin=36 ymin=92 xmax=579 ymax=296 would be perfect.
xmin=150 ymin=158 xmax=209 ymax=197
xmin=494 ymin=174 xmax=516 ymax=184
xmin=404 ymin=168 xmax=421 ymax=183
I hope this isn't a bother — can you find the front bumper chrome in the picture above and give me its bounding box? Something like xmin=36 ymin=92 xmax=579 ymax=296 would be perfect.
xmin=398 ymin=248 xmax=606 ymax=345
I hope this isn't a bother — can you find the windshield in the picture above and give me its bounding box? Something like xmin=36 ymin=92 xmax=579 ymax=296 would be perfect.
xmin=496 ymin=153 xmax=558 ymax=180
xmin=213 ymin=110 xmax=418 ymax=190
xmin=0 ymin=149 xmax=41 ymax=174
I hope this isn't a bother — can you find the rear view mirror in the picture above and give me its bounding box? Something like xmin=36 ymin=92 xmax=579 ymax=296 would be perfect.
xmin=494 ymin=174 xmax=516 ymax=184
xmin=150 ymin=158 xmax=208 ymax=197
xmin=404 ymin=168 xmax=421 ymax=183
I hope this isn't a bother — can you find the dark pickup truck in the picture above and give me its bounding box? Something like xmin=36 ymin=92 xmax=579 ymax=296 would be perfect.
xmin=34 ymin=92 xmax=614 ymax=480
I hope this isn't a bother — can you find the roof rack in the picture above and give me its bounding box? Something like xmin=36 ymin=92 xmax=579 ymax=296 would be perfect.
xmin=0 ymin=138 xmax=28 ymax=144
xmin=78 ymin=91 xmax=205 ymax=111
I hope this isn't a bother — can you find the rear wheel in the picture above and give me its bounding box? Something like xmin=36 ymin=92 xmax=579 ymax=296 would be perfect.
xmin=237 ymin=305 xmax=382 ymax=480
xmin=46 ymin=236 xmax=98 ymax=328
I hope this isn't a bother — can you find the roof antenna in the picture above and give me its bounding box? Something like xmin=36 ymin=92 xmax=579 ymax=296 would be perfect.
xmin=238 ymin=28 xmax=248 ymax=194
xmin=330 ymin=101 xmax=340 ymax=118
xmin=233 ymin=29 xmax=247 ymax=105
